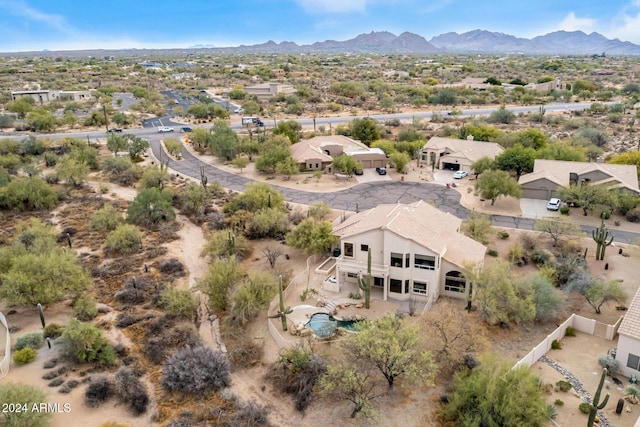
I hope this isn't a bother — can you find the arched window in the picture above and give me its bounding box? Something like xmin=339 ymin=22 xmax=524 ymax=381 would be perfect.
xmin=444 ymin=271 xmax=466 ymax=293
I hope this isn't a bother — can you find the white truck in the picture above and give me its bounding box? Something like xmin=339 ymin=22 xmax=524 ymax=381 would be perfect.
xmin=241 ymin=117 xmax=264 ymax=127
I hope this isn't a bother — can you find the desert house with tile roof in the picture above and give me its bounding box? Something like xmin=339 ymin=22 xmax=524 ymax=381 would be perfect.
xmin=616 ymin=287 xmax=640 ymax=378
xmin=331 ymin=201 xmax=486 ymax=310
xmin=290 ymin=135 xmax=386 ymax=172
xmin=420 ymin=136 xmax=504 ymax=172
xmin=518 ymin=159 xmax=640 ymax=201
xmin=243 ymin=82 xmax=297 ymax=101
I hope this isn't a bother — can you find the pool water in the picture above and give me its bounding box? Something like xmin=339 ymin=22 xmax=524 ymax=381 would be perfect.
xmin=305 ymin=313 xmax=360 ymax=337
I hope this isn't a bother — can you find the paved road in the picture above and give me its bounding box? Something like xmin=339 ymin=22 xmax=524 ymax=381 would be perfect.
xmin=150 ymin=140 xmax=639 ymax=244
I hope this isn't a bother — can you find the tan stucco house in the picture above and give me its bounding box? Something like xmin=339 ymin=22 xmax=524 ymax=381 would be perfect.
xmin=290 ymin=135 xmax=386 ymax=172
xmin=244 ymin=82 xmax=296 ymax=101
xmin=616 ymin=287 xmax=640 ymax=378
xmin=331 ymin=201 xmax=486 ymax=309
xmin=421 ymin=136 xmax=504 ymax=172
xmin=11 ymin=89 xmax=91 ymax=104
xmin=519 ymin=159 xmax=640 ymax=200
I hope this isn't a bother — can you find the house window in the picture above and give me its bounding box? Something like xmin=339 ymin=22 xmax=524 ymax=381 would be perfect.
xmin=308 ymin=164 xmax=313 ymax=169
xmin=444 ymin=271 xmax=466 ymax=293
xmin=373 ymin=277 xmax=384 ymax=288
xmin=347 ymin=272 xmax=358 ymax=278
xmin=390 ymin=279 xmax=402 ymax=293
xmin=405 ymin=254 xmax=410 ymax=268
xmin=361 ymin=244 xmax=369 ymax=252
xmin=390 ymin=252 xmax=403 ymax=268
xmin=404 ymin=280 xmax=410 ymax=294
xmin=315 ymin=163 xmax=319 ymax=169
xmin=414 ymin=254 xmax=436 ymax=270
xmin=344 ymin=243 xmax=354 ymax=257
xmin=413 ymin=281 xmax=428 ymax=295
xmin=628 ymin=354 xmax=640 ymax=371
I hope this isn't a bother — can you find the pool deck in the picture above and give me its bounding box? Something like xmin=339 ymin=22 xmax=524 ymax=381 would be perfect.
xmin=288 ymin=304 xmax=329 ymax=327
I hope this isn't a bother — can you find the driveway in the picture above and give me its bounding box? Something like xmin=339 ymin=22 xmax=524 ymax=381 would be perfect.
xmin=520 ymin=198 xmax=561 ymax=220
xmin=433 ymin=170 xmax=456 ymax=185
xmin=355 ymin=168 xmax=392 ymax=184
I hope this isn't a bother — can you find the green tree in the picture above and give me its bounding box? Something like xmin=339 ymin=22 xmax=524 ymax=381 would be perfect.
xmin=470 ymin=156 xmax=495 ymax=177
xmin=332 ymin=154 xmax=361 ymax=177
xmin=567 ymin=274 xmax=628 ymax=314
xmin=274 ymin=120 xmax=302 ymax=144
xmin=127 ymin=187 xmax=175 ymax=227
xmin=389 ymin=152 xmax=411 ymax=173
xmin=523 ymin=274 xmax=566 ymax=321
xmin=255 ymin=136 xmax=292 ymax=173
xmin=163 ymin=138 xmax=182 ymax=157
xmin=26 ymin=109 xmax=56 ymax=132
xmin=6 ymin=97 xmax=34 ymax=118
xmin=557 ymin=183 xmax=616 ymax=216
xmin=495 ymin=144 xmax=535 ymax=179
xmin=106 ymin=133 xmax=127 ymax=155
xmin=537 ymin=142 xmax=586 ymax=162
xmin=286 ymin=218 xmax=338 ymax=254
xmin=158 ymin=286 xmax=198 ymax=319
xmin=515 ymin=128 xmax=547 ymax=150
xmin=247 ymin=208 xmax=289 ymax=239
xmin=464 ymin=260 xmax=536 ymax=325
xmin=350 ymin=118 xmax=380 ymax=146
xmin=228 ymin=271 xmax=279 ymax=327
xmin=275 ymin=157 xmax=300 ymax=179
xmin=61 ymin=319 xmax=115 ymax=364
xmin=209 ymin=121 xmax=239 ymax=161
xmin=344 ymin=315 xmax=437 ymax=389
xmin=474 ymin=169 xmax=521 ymax=205
xmin=56 ymin=155 xmax=88 ymax=187
xmin=90 ymin=204 xmax=124 ymax=232
xmin=487 ymin=105 xmax=515 ymax=124
xmin=0 ymin=177 xmax=58 ymax=211
xmin=609 ymin=151 xmax=640 ymax=177
xmin=176 ymin=182 xmax=209 ymax=217
xmin=225 ymin=182 xmax=284 ymax=213
xmin=431 ymin=88 xmax=457 ymax=105
xmin=318 ymin=364 xmax=381 ymax=419
xmin=123 ymin=134 xmax=149 ymax=159
xmin=138 ymin=165 xmax=169 ymax=189
xmin=0 ymin=383 xmax=51 ymax=427
xmin=190 ymin=127 xmax=212 ymax=153
xmin=461 ymin=211 xmax=492 ymax=244
xmin=534 ymin=216 xmax=583 ymax=247
xmin=200 ymin=229 xmax=252 ymax=260
xmin=242 ymin=100 xmax=260 ymax=115
xmin=231 ymin=156 xmax=250 ymax=173
xmin=198 ymin=258 xmax=244 ymax=311
xmin=442 ymin=355 xmax=548 ymax=427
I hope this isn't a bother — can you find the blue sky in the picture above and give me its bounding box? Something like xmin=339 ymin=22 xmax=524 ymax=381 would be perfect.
xmin=2 ymin=0 xmax=640 ymax=52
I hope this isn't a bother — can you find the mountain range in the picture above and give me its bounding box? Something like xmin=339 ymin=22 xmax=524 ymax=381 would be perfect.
xmin=209 ymin=29 xmax=640 ymax=56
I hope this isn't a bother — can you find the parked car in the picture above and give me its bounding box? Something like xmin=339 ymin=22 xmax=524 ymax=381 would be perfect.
xmin=157 ymin=126 xmax=174 ymax=133
xmin=376 ymin=167 xmax=387 ymax=175
xmin=179 ymin=126 xmax=192 ymax=133
xmin=453 ymin=170 xmax=468 ymax=179
xmin=234 ymin=108 xmax=244 ymax=114
xmin=547 ymin=198 xmax=562 ymax=211
xmin=107 ymin=128 xmax=122 ymax=133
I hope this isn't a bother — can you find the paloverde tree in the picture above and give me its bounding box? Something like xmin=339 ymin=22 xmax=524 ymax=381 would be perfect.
xmin=286 ymin=218 xmax=337 ymax=254
xmin=209 ymin=121 xmax=239 ymax=161
xmin=534 ymin=216 xmax=583 ymax=247
xmin=557 ymin=183 xmax=616 ymax=216
xmin=106 ymin=132 xmax=127 ymax=156
xmin=127 ymin=187 xmax=175 ymax=227
xmin=470 ymin=156 xmax=495 ymax=178
xmin=350 ymin=118 xmax=380 ymax=146
xmin=474 ymin=169 xmax=521 ymax=205
xmin=332 ymin=154 xmax=361 ymax=177
xmin=123 ymin=133 xmax=150 ymax=159
xmin=495 ymin=144 xmax=535 ymax=179
xmin=225 ymin=182 xmax=284 ymax=213
xmin=274 ymin=120 xmax=302 ymax=144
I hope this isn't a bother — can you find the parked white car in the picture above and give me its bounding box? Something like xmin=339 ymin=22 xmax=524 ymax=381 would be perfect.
xmin=453 ymin=170 xmax=468 ymax=179
xmin=547 ymin=198 xmax=562 ymax=211
xmin=157 ymin=126 xmax=174 ymax=133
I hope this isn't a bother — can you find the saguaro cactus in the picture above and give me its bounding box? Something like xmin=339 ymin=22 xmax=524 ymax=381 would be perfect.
xmin=588 ymin=368 xmax=610 ymax=427
xmin=592 ymin=218 xmax=614 ymax=261
xmin=200 ymin=165 xmax=208 ymax=190
xmin=227 ymin=231 xmax=235 ymax=258
xmin=269 ymin=276 xmax=292 ymax=331
xmin=357 ymin=248 xmax=372 ymax=309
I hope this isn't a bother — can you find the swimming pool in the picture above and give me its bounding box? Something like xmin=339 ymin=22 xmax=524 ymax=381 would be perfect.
xmin=305 ymin=313 xmax=360 ymax=337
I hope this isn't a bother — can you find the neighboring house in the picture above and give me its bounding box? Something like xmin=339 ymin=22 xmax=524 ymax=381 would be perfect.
xmin=519 ymin=159 xmax=640 ymax=200
xmin=11 ymin=89 xmax=91 ymax=104
xmin=332 ymin=201 xmax=486 ymax=307
xmin=170 ymin=72 xmax=196 ymax=80
xmin=421 ymin=136 xmax=504 ymax=172
xmin=616 ymin=287 xmax=640 ymax=378
xmin=290 ymin=135 xmax=386 ymax=171
xmin=244 ymin=82 xmax=297 ymax=101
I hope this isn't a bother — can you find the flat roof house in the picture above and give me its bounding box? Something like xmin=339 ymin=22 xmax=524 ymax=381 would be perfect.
xmin=244 ymin=82 xmax=297 ymax=101
xmin=11 ymin=89 xmax=91 ymax=104
xmin=519 ymin=159 xmax=640 ymax=200
xmin=332 ymin=201 xmax=486 ymax=310
xmin=421 ymin=136 xmax=504 ymax=172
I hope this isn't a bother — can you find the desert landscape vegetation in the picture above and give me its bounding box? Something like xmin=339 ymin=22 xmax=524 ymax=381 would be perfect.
xmin=1 ymin=49 xmax=640 ymax=427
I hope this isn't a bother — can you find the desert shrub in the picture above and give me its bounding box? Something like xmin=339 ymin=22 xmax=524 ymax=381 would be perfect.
xmin=114 ymin=367 xmax=149 ymax=415
xmin=556 ymin=380 xmax=572 ymax=392
xmin=89 ymin=204 xmax=123 ymax=231
xmin=555 ymin=399 xmax=564 ymax=406
xmin=138 ymin=165 xmax=168 ymax=189
xmin=201 ymin=228 xmax=252 ymax=260
xmin=546 ymin=404 xmax=558 ymax=420
xmin=13 ymin=347 xmax=37 ymax=364
xmin=73 ymin=294 xmax=98 ymax=321
xmin=0 ymin=383 xmax=51 ymax=427
xmin=0 ymin=177 xmax=58 ymax=211
xmin=598 ymin=355 xmax=619 ymax=372
xmin=114 ymin=287 xmax=145 ymax=305
xmin=461 ymin=211 xmax=492 ymax=244
xmin=61 ymin=319 xmax=115 ymax=365
xmin=127 ymin=187 xmax=175 ymax=227
xmin=176 ymin=182 xmax=208 ymax=217
xmin=497 ymin=230 xmax=509 ymax=239
xmin=162 ymin=344 xmax=231 ymax=395
xmin=144 ymin=320 xmax=200 ymax=364
xmin=48 ymin=378 xmax=64 ymax=387
xmin=44 ymin=172 xmax=59 ymax=184
xmin=43 ymin=323 xmax=64 ymax=339
xmin=565 ymin=326 xmax=576 ymax=337
xmin=531 ymin=249 xmax=551 ymax=267
xmin=579 ymin=402 xmax=590 ymax=414
xmin=164 ymin=138 xmax=183 ymax=157
xmin=308 ymin=201 xmax=332 ymax=220
xmin=101 ymin=156 xmax=141 ymax=186
xmin=246 ymin=208 xmax=288 ymax=239
xmin=626 ymin=207 xmax=640 ymax=223
xmin=59 ymin=379 xmax=80 ymax=394
xmin=15 ymin=332 xmax=44 ymax=350
xmin=158 ymin=286 xmax=198 ymax=319
xmin=104 ymin=224 xmax=143 ymax=255
xmin=267 ymin=346 xmax=327 ymax=411
xmin=232 ymin=400 xmax=270 ymax=426
xmin=84 ymin=376 xmax=114 ymax=408
xmin=487 ymin=249 xmax=498 ymax=257
xmin=560 ymin=206 xmax=570 ymax=215
xmin=601 ymin=210 xmax=611 ymax=220
xmin=159 ymin=258 xmax=184 ymax=274
xmin=115 ymin=312 xmax=146 ymax=328
xmin=508 ymin=243 xmax=524 ymax=265
xmin=228 ymin=272 xmax=278 ymax=327
xmin=551 ymin=339 xmax=562 ymax=350
xmin=519 ymin=233 xmax=538 ymax=251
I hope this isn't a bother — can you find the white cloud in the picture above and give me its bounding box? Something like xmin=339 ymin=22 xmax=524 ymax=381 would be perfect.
xmin=296 ymin=0 xmax=368 ymax=13
xmin=605 ymin=2 xmax=640 ymax=43
xmin=556 ymin=12 xmax=597 ymax=33
xmin=0 ymin=0 xmax=75 ymax=35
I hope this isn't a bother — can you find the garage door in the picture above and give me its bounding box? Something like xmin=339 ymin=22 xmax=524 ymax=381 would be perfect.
xmin=522 ymin=187 xmax=550 ymax=200
xmin=372 ymin=159 xmax=384 ymax=168
xmin=359 ymin=160 xmax=372 ymax=168
xmin=442 ymin=162 xmax=460 ymax=171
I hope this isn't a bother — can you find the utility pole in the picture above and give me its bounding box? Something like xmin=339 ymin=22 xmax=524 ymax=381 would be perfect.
xmin=103 ymin=105 xmax=109 ymax=133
